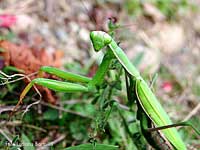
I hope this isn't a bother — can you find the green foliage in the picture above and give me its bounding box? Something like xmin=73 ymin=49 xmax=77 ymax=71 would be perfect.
xmin=3 ymin=66 xmax=25 ymax=73
xmin=0 ymin=31 xmax=15 ymax=41
xmin=7 ymin=135 xmax=21 ymax=150
xmin=0 ymin=47 xmax=5 ymax=52
xmin=65 ymin=143 xmax=118 ymax=150
xmin=155 ymin=0 xmax=189 ymax=18
xmin=43 ymin=108 xmax=59 ymax=121
xmin=125 ymin=0 xmax=193 ymax=19
xmin=69 ymin=120 xmax=89 ymax=141
xmin=21 ymin=133 xmax=35 ymax=150
xmin=125 ymin=0 xmax=142 ymax=17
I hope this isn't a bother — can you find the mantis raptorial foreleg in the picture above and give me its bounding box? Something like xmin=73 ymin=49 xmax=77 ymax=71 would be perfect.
xmin=13 ymin=47 xmax=113 ymax=114
xmin=12 ymin=78 xmax=90 ymax=114
xmin=38 ymin=66 xmax=91 ymax=83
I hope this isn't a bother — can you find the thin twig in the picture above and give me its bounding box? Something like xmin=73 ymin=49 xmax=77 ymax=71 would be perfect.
xmin=0 ymin=120 xmax=22 ymax=126
xmin=118 ymin=103 xmax=130 ymax=111
xmin=0 ymin=121 xmax=47 ymax=132
xmin=23 ymin=124 xmax=47 ymax=132
xmin=0 ymin=106 xmax=15 ymax=114
xmin=22 ymin=100 xmax=41 ymax=117
xmin=0 ymin=71 xmax=38 ymax=85
xmin=0 ymin=129 xmax=12 ymax=143
xmin=0 ymin=71 xmax=42 ymax=116
xmin=39 ymin=100 xmax=94 ymax=119
xmin=40 ymin=134 xmax=66 ymax=148
xmin=183 ymin=102 xmax=200 ymax=122
xmin=0 ymin=71 xmax=24 ymax=78
xmin=60 ymin=100 xmax=87 ymax=105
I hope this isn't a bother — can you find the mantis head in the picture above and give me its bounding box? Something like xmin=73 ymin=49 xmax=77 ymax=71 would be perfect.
xmin=90 ymin=31 xmax=112 ymax=51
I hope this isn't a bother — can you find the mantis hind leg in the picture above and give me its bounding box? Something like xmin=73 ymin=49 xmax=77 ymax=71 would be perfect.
xmin=14 ymin=50 xmax=113 ymax=114
xmin=146 ymin=121 xmax=200 ymax=136
xmin=141 ymin=111 xmax=200 ymax=149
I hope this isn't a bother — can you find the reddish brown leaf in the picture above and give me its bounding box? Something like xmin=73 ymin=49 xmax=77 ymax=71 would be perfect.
xmin=0 ymin=40 xmax=63 ymax=104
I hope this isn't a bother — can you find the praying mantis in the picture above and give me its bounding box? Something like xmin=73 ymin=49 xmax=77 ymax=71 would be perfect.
xmin=12 ymin=31 xmax=199 ymax=149
xmin=90 ymin=31 xmax=186 ymax=150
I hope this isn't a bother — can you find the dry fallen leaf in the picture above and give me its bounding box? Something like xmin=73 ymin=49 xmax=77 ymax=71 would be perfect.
xmin=0 ymin=40 xmax=63 ymax=104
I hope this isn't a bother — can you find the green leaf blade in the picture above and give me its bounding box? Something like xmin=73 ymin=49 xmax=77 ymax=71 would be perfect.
xmin=65 ymin=143 xmax=118 ymax=150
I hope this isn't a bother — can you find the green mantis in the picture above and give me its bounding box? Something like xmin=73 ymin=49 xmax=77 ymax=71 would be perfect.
xmin=13 ymin=31 xmax=199 ymax=149
xmin=90 ymin=31 xmax=187 ymax=150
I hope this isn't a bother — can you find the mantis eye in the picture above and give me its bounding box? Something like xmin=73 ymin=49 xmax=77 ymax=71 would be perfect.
xmin=90 ymin=31 xmax=112 ymax=51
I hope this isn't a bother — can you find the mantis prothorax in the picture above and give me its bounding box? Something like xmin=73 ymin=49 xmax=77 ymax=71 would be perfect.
xmin=14 ymin=31 xmax=198 ymax=149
